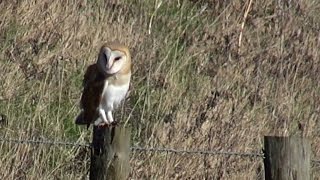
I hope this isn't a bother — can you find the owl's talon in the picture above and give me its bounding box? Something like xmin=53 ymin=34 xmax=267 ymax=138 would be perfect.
xmin=97 ymin=122 xmax=109 ymax=128
xmin=111 ymin=121 xmax=118 ymax=126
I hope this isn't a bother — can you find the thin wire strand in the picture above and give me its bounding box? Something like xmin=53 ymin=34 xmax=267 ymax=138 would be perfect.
xmin=0 ymin=137 xmax=263 ymax=158
xmin=131 ymin=146 xmax=264 ymax=158
xmin=1 ymin=137 xmax=320 ymax=163
xmin=0 ymin=137 xmax=91 ymax=148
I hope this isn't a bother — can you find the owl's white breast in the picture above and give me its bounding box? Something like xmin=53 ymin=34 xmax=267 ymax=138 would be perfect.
xmin=100 ymin=81 xmax=129 ymax=111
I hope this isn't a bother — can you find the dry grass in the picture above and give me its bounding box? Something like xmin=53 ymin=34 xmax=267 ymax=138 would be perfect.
xmin=0 ymin=0 xmax=320 ymax=179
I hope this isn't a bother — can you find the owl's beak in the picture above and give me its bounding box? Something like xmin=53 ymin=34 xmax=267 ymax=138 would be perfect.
xmin=107 ymin=60 xmax=113 ymax=70
xmin=107 ymin=54 xmax=115 ymax=70
xmin=102 ymin=52 xmax=111 ymax=70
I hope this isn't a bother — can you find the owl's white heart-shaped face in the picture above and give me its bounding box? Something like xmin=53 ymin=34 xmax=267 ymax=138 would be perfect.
xmin=97 ymin=47 xmax=128 ymax=75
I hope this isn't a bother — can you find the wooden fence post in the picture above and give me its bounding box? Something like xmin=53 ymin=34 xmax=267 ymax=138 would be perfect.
xmin=90 ymin=125 xmax=131 ymax=180
xmin=263 ymin=136 xmax=311 ymax=180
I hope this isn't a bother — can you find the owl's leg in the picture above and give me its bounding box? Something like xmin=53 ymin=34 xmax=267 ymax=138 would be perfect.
xmin=94 ymin=108 xmax=109 ymax=127
xmin=99 ymin=109 xmax=108 ymax=123
xmin=107 ymin=110 xmax=114 ymax=124
xmin=107 ymin=111 xmax=119 ymax=126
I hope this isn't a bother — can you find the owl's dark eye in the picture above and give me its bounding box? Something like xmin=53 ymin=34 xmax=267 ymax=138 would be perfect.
xmin=114 ymin=56 xmax=121 ymax=61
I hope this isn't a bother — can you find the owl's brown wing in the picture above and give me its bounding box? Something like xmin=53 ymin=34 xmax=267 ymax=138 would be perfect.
xmin=80 ymin=64 xmax=99 ymax=109
xmin=75 ymin=64 xmax=105 ymax=128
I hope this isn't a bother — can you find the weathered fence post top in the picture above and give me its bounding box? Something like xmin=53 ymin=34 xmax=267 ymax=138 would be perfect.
xmin=90 ymin=126 xmax=131 ymax=180
xmin=264 ymin=136 xmax=311 ymax=180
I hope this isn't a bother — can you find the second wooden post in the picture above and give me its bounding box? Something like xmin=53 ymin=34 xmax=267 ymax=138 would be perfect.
xmin=264 ymin=136 xmax=311 ymax=180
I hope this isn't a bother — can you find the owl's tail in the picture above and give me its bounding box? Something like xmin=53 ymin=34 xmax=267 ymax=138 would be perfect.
xmin=75 ymin=111 xmax=86 ymax=124
xmin=75 ymin=111 xmax=91 ymax=129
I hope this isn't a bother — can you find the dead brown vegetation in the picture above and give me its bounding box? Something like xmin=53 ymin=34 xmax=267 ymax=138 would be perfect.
xmin=0 ymin=0 xmax=320 ymax=179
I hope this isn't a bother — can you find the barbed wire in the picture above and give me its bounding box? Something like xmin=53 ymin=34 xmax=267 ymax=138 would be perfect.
xmin=0 ymin=137 xmax=263 ymax=158
xmin=131 ymin=146 xmax=264 ymax=158
xmin=1 ymin=137 xmax=320 ymax=163
xmin=0 ymin=137 xmax=91 ymax=148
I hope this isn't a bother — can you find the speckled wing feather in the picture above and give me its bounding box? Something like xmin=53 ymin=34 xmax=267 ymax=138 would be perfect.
xmin=75 ymin=64 xmax=106 ymax=128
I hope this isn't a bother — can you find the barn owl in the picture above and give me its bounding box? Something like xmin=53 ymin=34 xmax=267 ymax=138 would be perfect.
xmin=75 ymin=42 xmax=131 ymax=128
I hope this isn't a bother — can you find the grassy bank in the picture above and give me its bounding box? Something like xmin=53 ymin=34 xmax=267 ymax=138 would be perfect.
xmin=0 ymin=0 xmax=320 ymax=179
